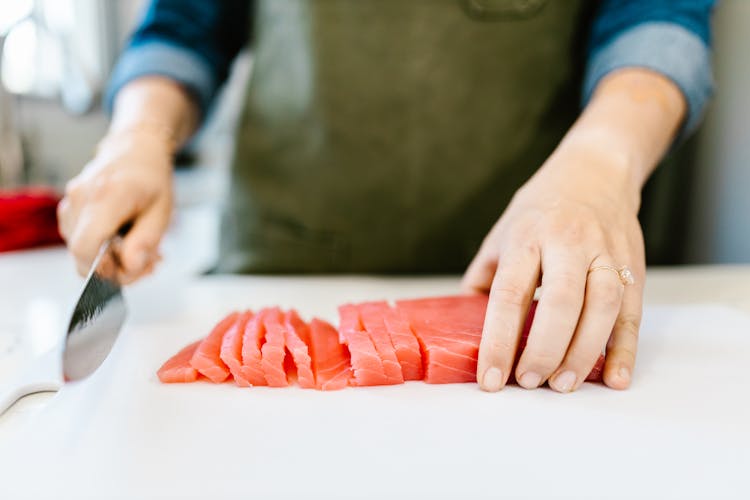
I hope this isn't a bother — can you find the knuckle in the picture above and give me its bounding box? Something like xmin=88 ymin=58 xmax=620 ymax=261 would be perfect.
xmin=615 ymin=314 xmax=641 ymax=339
xmin=564 ymin=349 xmax=599 ymax=372
xmin=487 ymin=338 xmax=513 ymax=355
xmin=553 ymin=219 xmax=589 ymax=244
xmin=563 ymin=220 xmax=586 ymax=241
xmin=490 ymin=283 xmax=529 ymax=307
xmin=612 ymin=344 xmax=637 ymax=364
xmin=91 ymin=174 xmax=117 ymax=201
xmin=480 ymin=340 xmax=513 ymax=369
xmin=515 ymin=240 xmax=537 ymax=260
xmin=522 ymin=348 xmax=563 ymax=373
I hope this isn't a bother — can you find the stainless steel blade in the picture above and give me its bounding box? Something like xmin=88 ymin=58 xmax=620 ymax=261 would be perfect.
xmin=62 ymin=239 xmax=128 ymax=381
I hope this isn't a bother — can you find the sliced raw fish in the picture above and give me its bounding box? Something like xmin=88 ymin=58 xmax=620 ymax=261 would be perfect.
xmin=189 ymin=312 xmax=239 ymax=383
xmin=157 ymin=340 xmax=202 ymax=383
xmin=160 ymin=294 xmax=605 ymax=390
xmin=261 ymin=308 xmax=289 ymax=387
xmin=337 ymin=303 xmax=359 ymax=344
xmin=239 ymin=311 xmax=268 ymax=386
xmin=337 ymin=304 xmax=388 ymax=386
xmin=396 ymin=296 xmax=486 ymax=383
xmin=586 ymin=356 xmax=605 ymax=382
xmin=382 ymin=307 xmax=423 ymax=381
xmin=284 ymin=310 xmax=315 ymax=389
xmin=357 ymin=301 xmax=404 ymax=384
xmin=309 ymin=318 xmax=351 ymax=390
xmin=220 ymin=310 xmax=254 ymax=387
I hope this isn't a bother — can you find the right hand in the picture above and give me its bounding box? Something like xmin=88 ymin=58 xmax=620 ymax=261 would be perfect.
xmin=57 ymin=129 xmax=174 ymax=283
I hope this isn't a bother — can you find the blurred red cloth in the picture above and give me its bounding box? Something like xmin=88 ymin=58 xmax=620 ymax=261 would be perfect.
xmin=0 ymin=187 xmax=64 ymax=252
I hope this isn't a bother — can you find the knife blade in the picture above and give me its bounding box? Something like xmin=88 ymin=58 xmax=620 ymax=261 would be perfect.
xmin=62 ymin=234 xmax=128 ymax=382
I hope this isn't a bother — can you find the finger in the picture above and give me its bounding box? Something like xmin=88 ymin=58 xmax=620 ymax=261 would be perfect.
xmin=603 ymin=280 xmax=643 ymax=390
xmin=462 ymin=255 xmax=497 ymax=294
xmin=477 ymin=244 xmax=540 ymax=392
xmin=118 ymin=253 xmax=160 ymax=285
xmin=56 ymin=197 xmax=75 ymax=241
xmin=462 ymin=236 xmax=499 ymax=293
xmin=549 ymin=260 xmax=624 ymax=393
xmin=514 ymin=247 xmax=588 ymax=390
xmin=66 ymin=190 xmax=138 ymax=272
xmin=118 ymin=197 xmax=171 ymax=276
xmin=58 ymin=178 xmax=87 ymax=241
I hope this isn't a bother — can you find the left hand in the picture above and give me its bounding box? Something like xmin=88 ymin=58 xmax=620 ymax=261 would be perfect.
xmin=463 ymin=140 xmax=646 ymax=393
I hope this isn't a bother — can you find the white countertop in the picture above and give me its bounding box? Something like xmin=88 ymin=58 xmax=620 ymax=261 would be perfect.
xmin=1 ymin=200 xmax=749 ymax=499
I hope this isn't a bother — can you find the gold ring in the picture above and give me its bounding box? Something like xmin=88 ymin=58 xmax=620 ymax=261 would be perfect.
xmin=588 ymin=265 xmax=635 ymax=286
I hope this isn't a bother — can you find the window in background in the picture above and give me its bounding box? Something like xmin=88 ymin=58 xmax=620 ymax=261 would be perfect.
xmin=0 ymin=0 xmax=118 ymax=115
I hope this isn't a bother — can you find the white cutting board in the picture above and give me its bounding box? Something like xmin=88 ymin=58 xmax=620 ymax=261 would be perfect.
xmin=1 ymin=276 xmax=749 ymax=500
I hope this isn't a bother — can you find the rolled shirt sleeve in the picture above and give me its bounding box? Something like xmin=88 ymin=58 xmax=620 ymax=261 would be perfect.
xmin=584 ymin=0 xmax=716 ymax=142
xmin=105 ymin=0 xmax=252 ymax=115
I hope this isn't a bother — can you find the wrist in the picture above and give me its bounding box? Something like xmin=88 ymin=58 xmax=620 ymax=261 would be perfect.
xmin=542 ymin=136 xmax=644 ymax=212
xmin=97 ymin=121 xmax=178 ymax=158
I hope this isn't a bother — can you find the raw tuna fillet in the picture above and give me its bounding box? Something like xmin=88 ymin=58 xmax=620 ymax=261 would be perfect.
xmin=220 ymin=310 xmax=254 ymax=387
xmin=586 ymin=356 xmax=605 ymax=382
xmin=157 ymin=340 xmax=202 ymax=383
xmin=284 ymin=310 xmax=315 ymax=389
xmin=382 ymin=307 xmax=423 ymax=381
xmin=338 ymin=304 xmax=388 ymax=386
xmin=190 ymin=312 xmax=239 ymax=383
xmin=309 ymin=318 xmax=351 ymax=390
xmin=396 ymin=295 xmax=487 ymax=384
xmin=261 ymin=308 xmax=289 ymax=387
xmin=337 ymin=303 xmax=359 ymax=343
xmin=239 ymin=311 xmax=268 ymax=386
xmin=159 ymin=294 xmax=605 ymax=390
xmin=357 ymin=301 xmax=404 ymax=384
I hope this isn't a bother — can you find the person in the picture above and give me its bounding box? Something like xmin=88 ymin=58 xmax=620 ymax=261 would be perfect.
xmin=57 ymin=0 xmax=715 ymax=393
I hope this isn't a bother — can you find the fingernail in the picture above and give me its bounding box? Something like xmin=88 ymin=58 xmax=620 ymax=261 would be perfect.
xmin=551 ymin=371 xmax=577 ymax=393
xmin=618 ymin=366 xmax=630 ymax=382
xmin=481 ymin=367 xmax=504 ymax=392
xmin=518 ymin=371 xmax=542 ymax=389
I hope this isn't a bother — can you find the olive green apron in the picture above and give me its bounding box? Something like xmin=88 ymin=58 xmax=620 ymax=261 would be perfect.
xmin=219 ymin=0 xmax=594 ymax=273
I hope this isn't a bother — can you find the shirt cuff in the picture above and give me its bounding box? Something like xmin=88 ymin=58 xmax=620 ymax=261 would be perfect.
xmin=104 ymin=41 xmax=217 ymax=115
xmin=583 ymin=22 xmax=714 ymax=144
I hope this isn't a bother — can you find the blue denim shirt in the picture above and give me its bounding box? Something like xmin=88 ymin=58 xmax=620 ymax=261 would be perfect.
xmin=108 ymin=0 xmax=715 ymax=140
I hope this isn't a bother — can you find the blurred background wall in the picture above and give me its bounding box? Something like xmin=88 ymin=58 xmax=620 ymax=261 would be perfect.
xmin=0 ymin=1 xmax=140 ymax=185
xmin=684 ymin=0 xmax=750 ymax=263
xmin=0 ymin=0 xmax=747 ymax=264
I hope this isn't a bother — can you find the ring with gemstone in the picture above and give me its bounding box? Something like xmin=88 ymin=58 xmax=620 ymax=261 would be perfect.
xmin=588 ymin=265 xmax=635 ymax=286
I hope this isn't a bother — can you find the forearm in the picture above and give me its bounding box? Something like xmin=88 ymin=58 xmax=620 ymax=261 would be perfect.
xmin=553 ymin=68 xmax=686 ymax=201
xmin=108 ymin=76 xmax=201 ymax=153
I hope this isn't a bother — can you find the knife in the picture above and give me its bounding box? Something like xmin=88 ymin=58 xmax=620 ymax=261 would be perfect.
xmin=62 ymin=225 xmax=130 ymax=381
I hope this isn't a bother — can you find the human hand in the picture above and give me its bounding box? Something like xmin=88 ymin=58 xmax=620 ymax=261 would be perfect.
xmin=463 ymin=141 xmax=646 ymax=393
xmin=57 ymin=127 xmax=174 ymax=284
